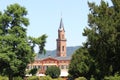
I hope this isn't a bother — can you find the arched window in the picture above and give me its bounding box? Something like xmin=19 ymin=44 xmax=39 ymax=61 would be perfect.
xmin=62 ymin=46 xmax=64 ymax=51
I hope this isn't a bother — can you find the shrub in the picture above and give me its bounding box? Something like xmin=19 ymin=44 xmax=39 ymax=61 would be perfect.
xmin=90 ymin=75 xmax=95 ymax=80
xmin=0 ymin=76 xmax=8 ymax=80
xmin=104 ymin=73 xmax=120 ymax=80
xmin=29 ymin=68 xmax=38 ymax=76
xmin=27 ymin=76 xmax=40 ymax=80
xmin=104 ymin=75 xmax=120 ymax=80
xmin=75 ymin=77 xmax=87 ymax=80
xmin=45 ymin=66 xmax=60 ymax=78
xmin=13 ymin=76 xmax=23 ymax=80
xmin=53 ymin=77 xmax=63 ymax=80
xmin=39 ymin=76 xmax=52 ymax=80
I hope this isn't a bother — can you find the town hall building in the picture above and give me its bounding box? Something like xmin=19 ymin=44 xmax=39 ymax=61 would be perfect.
xmin=27 ymin=18 xmax=71 ymax=77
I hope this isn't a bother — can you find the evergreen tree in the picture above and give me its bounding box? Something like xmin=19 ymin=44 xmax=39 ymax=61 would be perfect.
xmin=69 ymin=0 xmax=120 ymax=79
xmin=83 ymin=0 xmax=120 ymax=79
xmin=0 ymin=4 xmax=47 ymax=80
xmin=69 ymin=47 xmax=94 ymax=79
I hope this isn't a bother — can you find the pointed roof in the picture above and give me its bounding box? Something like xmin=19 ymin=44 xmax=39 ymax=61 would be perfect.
xmin=59 ymin=18 xmax=65 ymax=31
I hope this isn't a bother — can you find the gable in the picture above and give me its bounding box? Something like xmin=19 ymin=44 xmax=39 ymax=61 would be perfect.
xmin=41 ymin=57 xmax=58 ymax=62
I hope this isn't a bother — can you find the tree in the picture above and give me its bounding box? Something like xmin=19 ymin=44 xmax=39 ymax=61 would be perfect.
xmin=45 ymin=66 xmax=60 ymax=78
xmin=0 ymin=3 xmax=47 ymax=80
xmin=68 ymin=47 xmax=94 ymax=79
xmin=82 ymin=0 xmax=120 ymax=79
xmin=69 ymin=0 xmax=120 ymax=79
xmin=29 ymin=68 xmax=38 ymax=76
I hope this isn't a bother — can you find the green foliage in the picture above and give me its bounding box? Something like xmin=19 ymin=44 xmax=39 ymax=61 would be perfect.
xmin=27 ymin=76 xmax=63 ymax=80
xmin=13 ymin=76 xmax=23 ymax=80
xmin=104 ymin=73 xmax=120 ymax=80
xmin=29 ymin=68 xmax=38 ymax=76
xmin=69 ymin=0 xmax=120 ymax=79
xmin=104 ymin=75 xmax=120 ymax=80
xmin=27 ymin=76 xmax=40 ymax=80
xmin=69 ymin=47 xmax=94 ymax=79
xmin=0 ymin=3 xmax=47 ymax=80
xmin=39 ymin=76 xmax=52 ymax=80
xmin=28 ymin=34 xmax=47 ymax=54
xmin=82 ymin=0 xmax=120 ymax=79
xmin=52 ymin=77 xmax=63 ymax=80
xmin=45 ymin=66 xmax=60 ymax=78
xmin=90 ymin=75 xmax=95 ymax=80
xmin=0 ymin=76 xmax=8 ymax=80
xmin=75 ymin=77 xmax=87 ymax=80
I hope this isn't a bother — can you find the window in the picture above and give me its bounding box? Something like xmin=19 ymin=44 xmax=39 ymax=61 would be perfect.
xmin=33 ymin=65 xmax=37 ymax=68
xmin=66 ymin=65 xmax=69 ymax=69
xmin=61 ymin=65 xmax=64 ymax=69
xmin=62 ymin=34 xmax=64 ymax=39
xmin=38 ymin=66 xmax=41 ymax=69
xmin=62 ymin=46 xmax=64 ymax=51
xmin=45 ymin=66 xmax=48 ymax=70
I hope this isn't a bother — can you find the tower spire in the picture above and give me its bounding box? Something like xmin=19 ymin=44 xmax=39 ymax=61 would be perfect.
xmin=59 ymin=17 xmax=65 ymax=31
xmin=56 ymin=17 xmax=67 ymax=57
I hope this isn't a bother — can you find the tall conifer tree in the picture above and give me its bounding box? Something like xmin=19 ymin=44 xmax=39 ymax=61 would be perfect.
xmin=83 ymin=0 xmax=120 ymax=79
xmin=69 ymin=0 xmax=120 ymax=79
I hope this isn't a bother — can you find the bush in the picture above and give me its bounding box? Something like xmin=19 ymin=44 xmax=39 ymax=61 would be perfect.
xmin=75 ymin=77 xmax=87 ymax=80
xmin=104 ymin=75 xmax=120 ymax=80
xmin=104 ymin=73 xmax=120 ymax=80
xmin=27 ymin=76 xmax=40 ymax=80
xmin=0 ymin=76 xmax=8 ymax=80
xmin=90 ymin=75 xmax=95 ymax=80
xmin=45 ymin=66 xmax=60 ymax=78
xmin=29 ymin=68 xmax=38 ymax=76
xmin=13 ymin=76 xmax=23 ymax=80
xmin=39 ymin=76 xmax=52 ymax=80
xmin=27 ymin=76 xmax=63 ymax=80
xmin=53 ymin=77 xmax=63 ymax=80
xmin=90 ymin=77 xmax=95 ymax=80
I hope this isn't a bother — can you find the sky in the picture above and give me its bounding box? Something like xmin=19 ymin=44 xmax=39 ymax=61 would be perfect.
xmin=0 ymin=0 xmax=112 ymax=50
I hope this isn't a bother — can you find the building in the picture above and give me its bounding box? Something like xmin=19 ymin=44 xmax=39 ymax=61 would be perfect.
xmin=27 ymin=18 xmax=71 ymax=77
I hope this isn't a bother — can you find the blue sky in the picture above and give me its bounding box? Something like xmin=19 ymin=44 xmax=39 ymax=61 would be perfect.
xmin=0 ymin=0 xmax=112 ymax=50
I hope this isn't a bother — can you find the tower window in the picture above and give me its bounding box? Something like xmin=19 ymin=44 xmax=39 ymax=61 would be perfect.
xmin=62 ymin=34 xmax=64 ymax=39
xmin=62 ymin=46 xmax=64 ymax=51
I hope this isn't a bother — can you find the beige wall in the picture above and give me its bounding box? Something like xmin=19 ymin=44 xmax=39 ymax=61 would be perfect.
xmin=27 ymin=58 xmax=70 ymax=75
